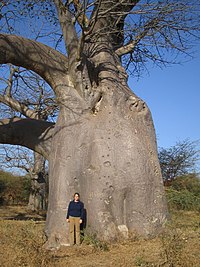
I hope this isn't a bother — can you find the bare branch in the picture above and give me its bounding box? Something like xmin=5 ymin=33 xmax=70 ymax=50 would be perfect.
xmin=0 ymin=145 xmax=34 ymax=174
xmin=159 ymin=139 xmax=200 ymax=181
xmin=72 ymin=0 xmax=89 ymax=28
xmin=116 ymin=16 xmax=161 ymax=56
xmin=0 ymin=33 xmax=69 ymax=91
xmin=0 ymin=94 xmax=39 ymax=119
xmin=54 ymin=0 xmax=85 ymax=96
xmin=54 ymin=0 xmax=79 ymax=55
xmin=88 ymin=0 xmax=139 ymax=48
xmin=5 ymin=65 xmax=18 ymax=96
xmin=0 ymin=117 xmax=55 ymax=159
xmin=0 ymin=65 xmax=58 ymax=120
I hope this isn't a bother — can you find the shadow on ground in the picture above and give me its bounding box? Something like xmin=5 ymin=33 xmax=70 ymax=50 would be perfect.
xmin=0 ymin=205 xmax=46 ymax=221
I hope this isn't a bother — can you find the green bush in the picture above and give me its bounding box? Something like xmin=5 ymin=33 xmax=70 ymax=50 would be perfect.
xmin=170 ymin=174 xmax=200 ymax=195
xmin=165 ymin=173 xmax=200 ymax=211
xmin=0 ymin=170 xmax=31 ymax=205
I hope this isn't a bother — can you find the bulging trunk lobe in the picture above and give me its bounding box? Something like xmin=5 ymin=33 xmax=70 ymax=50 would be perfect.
xmin=45 ymin=80 xmax=168 ymax=249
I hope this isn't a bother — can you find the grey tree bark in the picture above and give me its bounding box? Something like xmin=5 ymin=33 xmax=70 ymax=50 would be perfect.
xmin=28 ymin=152 xmax=47 ymax=211
xmin=0 ymin=34 xmax=168 ymax=248
xmin=45 ymin=85 xmax=168 ymax=248
xmin=0 ymin=0 xmax=174 ymax=249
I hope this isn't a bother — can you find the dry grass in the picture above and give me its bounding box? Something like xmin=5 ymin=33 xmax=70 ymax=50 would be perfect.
xmin=0 ymin=206 xmax=199 ymax=267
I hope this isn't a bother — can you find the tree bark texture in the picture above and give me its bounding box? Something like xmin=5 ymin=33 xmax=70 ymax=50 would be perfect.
xmin=0 ymin=1 xmax=169 ymax=248
xmin=45 ymin=81 xmax=168 ymax=248
xmin=28 ymin=152 xmax=47 ymax=211
xmin=0 ymin=117 xmax=54 ymax=159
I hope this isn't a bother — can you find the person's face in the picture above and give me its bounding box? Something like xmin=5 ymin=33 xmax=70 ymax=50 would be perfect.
xmin=74 ymin=194 xmax=79 ymax=201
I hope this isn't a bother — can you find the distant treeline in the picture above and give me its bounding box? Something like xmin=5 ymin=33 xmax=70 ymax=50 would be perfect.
xmin=0 ymin=170 xmax=199 ymax=211
xmin=0 ymin=170 xmax=31 ymax=205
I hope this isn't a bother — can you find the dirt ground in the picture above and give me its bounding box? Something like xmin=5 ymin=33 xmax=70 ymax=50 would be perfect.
xmin=0 ymin=206 xmax=199 ymax=267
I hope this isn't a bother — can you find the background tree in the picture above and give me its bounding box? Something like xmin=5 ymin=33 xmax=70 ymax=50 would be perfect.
xmin=158 ymin=139 xmax=200 ymax=184
xmin=0 ymin=64 xmax=57 ymax=210
xmin=0 ymin=0 xmax=199 ymax=249
xmin=0 ymin=145 xmax=34 ymax=174
xmin=0 ymin=145 xmax=49 ymax=210
xmin=0 ymin=169 xmax=31 ymax=206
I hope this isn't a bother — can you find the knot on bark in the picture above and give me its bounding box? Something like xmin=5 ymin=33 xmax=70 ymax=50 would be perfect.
xmin=91 ymin=92 xmax=103 ymax=115
xmin=127 ymin=96 xmax=146 ymax=113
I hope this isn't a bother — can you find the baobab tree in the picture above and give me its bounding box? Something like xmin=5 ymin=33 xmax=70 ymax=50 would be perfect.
xmin=0 ymin=65 xmax=57 ymax=210
xmin=0 ymin=144 xmax=48 ymax=210
xmin=0 ymin=0 xmax=199 ymax=249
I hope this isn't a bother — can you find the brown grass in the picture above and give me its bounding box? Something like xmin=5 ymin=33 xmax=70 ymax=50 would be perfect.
xmin=0 ymin=206 xmax=199 ymax=267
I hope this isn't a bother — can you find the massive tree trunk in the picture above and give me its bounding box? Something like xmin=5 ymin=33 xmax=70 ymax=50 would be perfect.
xmin=0 ymin=0 xmax=169 ymax=248
xmin=2 ymin=0 xmax=198 ymax=248
xmin=45 ymin=81 xmax=168 ymax=248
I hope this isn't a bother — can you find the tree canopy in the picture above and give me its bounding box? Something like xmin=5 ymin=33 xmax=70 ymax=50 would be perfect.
xmin=1 ymin=0 xmax=200 ymax=79
xmin=159 ymin=139 xmax=200 ymax=182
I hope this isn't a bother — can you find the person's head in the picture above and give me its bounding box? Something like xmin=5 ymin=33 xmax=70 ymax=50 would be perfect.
xmin=74 ymin=192 xmax=80 ymax=201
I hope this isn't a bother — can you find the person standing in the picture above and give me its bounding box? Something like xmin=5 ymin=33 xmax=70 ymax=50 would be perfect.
xmin=66 ymin=192 xmax=84 ymax=246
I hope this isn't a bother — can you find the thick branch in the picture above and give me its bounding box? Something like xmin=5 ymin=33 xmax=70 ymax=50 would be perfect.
xmin=115 ymin=33 xmax=146 ymax=57
xmin=54 ymin=0 xmax=79 ymax=56
xmin=0 ymin=117 xmax=55 ymax=159
xmin=5 ymin=65 xmax=18 ymax=97
xmin=89 ymin=0 xmax=139 ymax=48
xmin=54 ymin=0 xmax=83 ymax=96
xmin=0 ymin=34 xmax=69 ymax=91
xmin=73 ymin=0 xmax=89 ymax=29
xmin=0 ymin=94 xmax=39 ymax=119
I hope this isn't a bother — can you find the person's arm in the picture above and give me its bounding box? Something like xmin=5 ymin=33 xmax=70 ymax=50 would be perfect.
xmin=80 ymin=202 xmax=84 ymax=223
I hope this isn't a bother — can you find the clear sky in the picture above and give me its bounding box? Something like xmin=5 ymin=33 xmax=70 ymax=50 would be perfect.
xmin=128 ymin=46 xmax=200 ymax=149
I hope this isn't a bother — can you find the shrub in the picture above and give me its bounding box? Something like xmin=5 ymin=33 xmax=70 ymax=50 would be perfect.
xmin=0 ymin=170 xmax=31 ymax=205
xmin=170 ymin=173 xmax=200 ymax=196
xmin=81 ymin=229 xmax=109 ymax=251
xmin=165 ymin=173 xmax=200 ymax=211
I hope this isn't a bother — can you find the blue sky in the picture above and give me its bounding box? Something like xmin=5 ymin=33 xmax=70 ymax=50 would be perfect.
xmin=129 ymin=46 xmax=200 ymax=149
